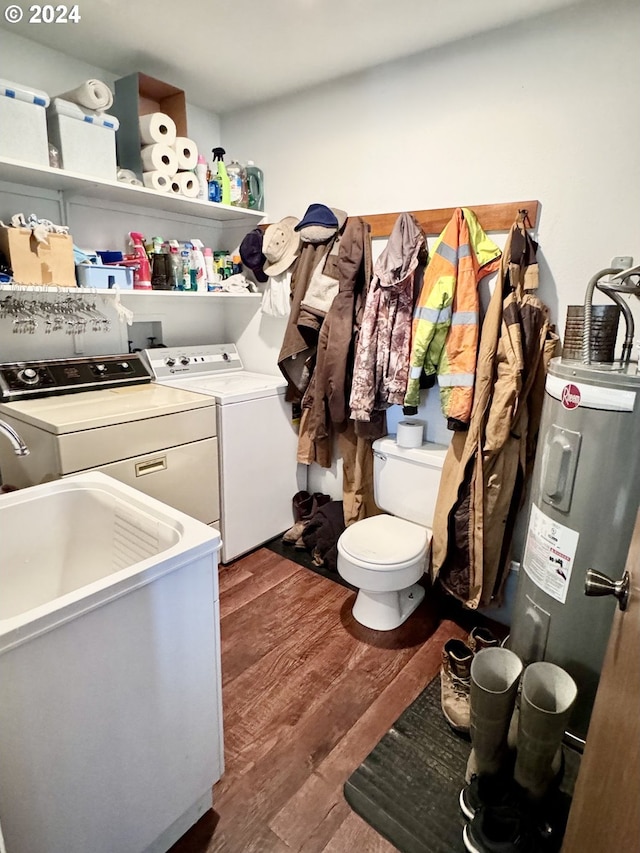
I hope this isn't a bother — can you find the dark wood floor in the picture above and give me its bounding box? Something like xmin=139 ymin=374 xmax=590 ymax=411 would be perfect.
xmin=170 ymin=547 xmax=475 ymax=853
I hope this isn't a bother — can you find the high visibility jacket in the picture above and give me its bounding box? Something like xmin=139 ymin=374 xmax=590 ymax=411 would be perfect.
xmin=403 ymin=208 xmax=501 ymax=430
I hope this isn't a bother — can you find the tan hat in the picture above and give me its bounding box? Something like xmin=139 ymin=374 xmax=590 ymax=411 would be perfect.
xmin=262 ymin=216 xmax=302 ymax=276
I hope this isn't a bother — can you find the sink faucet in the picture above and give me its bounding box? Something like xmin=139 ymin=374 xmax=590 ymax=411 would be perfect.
xmin=0 ymin=420 xmax=29 ymax=456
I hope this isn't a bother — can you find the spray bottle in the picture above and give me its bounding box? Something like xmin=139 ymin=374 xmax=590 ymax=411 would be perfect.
xmin=211 ymin=147 xmax=231 ymax=206
xmin=128 ymin=231 xmax=151 ymax=290
xmin=190 ymin=239 xmax=207 ymax=292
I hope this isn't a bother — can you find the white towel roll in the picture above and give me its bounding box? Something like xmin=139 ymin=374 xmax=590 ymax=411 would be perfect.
xmin=396 ymin=420 xmax=424 ymax=449
xmin=59 ymin=79 xmax=113 ymax=112
xmin=173 ymin=137 xmax=198 ymax=170
xmin=140 ymin=144 xmax=178 ymax=176
xmin=143 ymin=171 xmax=171 ymax=193
xmin=139 ymin=112 xmax=177 ymax=146
xmin=174 ymin=171 xmax=200 ymax=198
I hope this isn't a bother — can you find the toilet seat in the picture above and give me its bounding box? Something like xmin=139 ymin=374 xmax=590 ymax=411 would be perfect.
xmin=337 ymin=514 xmax=431 ymax=596
xmin=339 ymin=515 xmax=429 ymax=569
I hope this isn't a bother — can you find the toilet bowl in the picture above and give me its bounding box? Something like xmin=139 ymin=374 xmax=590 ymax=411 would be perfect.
xmin=337 ymin=435 xmax=447 ymax=631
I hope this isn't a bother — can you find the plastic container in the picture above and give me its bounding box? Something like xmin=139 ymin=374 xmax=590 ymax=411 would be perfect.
xmin=227 ymin=160 xmax=247 ymax=208
xmin=246 ymin=160 xmax=264 ymax=211
xmin=47 ymin=98 xmax=119 ymax=181
xmin=76 ymin=263 xmax=134 ymax=289
xmin=0 ymin=78 xmax=50 ymax=166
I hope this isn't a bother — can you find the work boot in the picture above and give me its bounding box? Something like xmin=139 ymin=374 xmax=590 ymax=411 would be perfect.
xmin=514 ymin=662 xmax=577 ymax=802
xmin=440 ymin=639 xmax=473 ymax=734
xmin=468 ymin=626 xmax=500 ymax=654
xmin=465 ymin=648 xmax=523 ymax=784
xmin=281 ymin=490 xmax=313 ymax=544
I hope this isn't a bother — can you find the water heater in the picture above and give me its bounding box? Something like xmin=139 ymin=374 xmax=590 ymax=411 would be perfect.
xmin=509 ymin=357 xmax=640 ymax=744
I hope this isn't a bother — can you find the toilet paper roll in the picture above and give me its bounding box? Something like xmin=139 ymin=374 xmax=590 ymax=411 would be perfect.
xmin=173 ymin=171 xmax=200 ymax=198
xmin=142 ymin=170 xmax=171 ymax=193
xmin=139 ymin=112 xmax=177 ymax=146
xmin=173 ymin=137 xmax=198 ymax=171
xmin=140 ymin=143 xmax=178 ymax=177
xmin=396 ymin=420 xmax=424 ymax=449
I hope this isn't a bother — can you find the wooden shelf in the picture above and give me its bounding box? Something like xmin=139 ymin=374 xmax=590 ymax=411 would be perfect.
xmin=0 ymin=155 xmax=266 ymax=226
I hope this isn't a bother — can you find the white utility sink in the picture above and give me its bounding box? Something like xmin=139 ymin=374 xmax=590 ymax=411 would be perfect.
xmin=0 ymin=473 xmax=224 ymax=853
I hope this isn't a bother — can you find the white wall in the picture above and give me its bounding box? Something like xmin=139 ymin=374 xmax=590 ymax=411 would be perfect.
xmin=221 ymin=0 xmax=640 ymax=495
xmin=222 ymin=0 xmax=639 ymax=322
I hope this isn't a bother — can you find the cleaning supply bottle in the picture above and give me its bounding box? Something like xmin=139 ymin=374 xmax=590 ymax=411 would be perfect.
xmin=227 ymin=159 xmax=247 ymax=207
xmin=180 ymin=247 xmax=191 ymax=290
xmin=129 ymin=231 xmax=152 ymax=290
xmin=189 ymin=239 xmax=207 ymax=292
xmin=208 ymin=167 xmax=221 ymax=203
xmin=203 ymin=247 xmax=219 ymax=290
xmin=211 ymin=147 xmax=230 ymax=206
xmin=246 ymin=160 xmax=264 ymax=211
xmin=196 ymin=155 xmax=208 ymax=201
xmin=168 ymin=240 xmax=182 ymax=290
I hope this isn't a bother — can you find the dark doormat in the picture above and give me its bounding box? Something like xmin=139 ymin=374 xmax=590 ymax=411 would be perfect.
xmin=344 ymin=675 xmax=581 ymax=853
xmin=264 ymin=535 xmax=355 ymax=590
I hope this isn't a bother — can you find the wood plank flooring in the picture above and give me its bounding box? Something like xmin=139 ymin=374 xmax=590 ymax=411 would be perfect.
xmin=169 ymin=547 xmax=473 ymax=853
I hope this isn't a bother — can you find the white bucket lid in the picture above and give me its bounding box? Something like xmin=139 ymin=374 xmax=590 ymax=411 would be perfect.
xmin=340 ymin=515 xmax=428 ymax=566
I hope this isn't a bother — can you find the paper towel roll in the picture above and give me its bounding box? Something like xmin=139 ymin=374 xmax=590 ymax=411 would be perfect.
xmin=173 ymin=137 xmax=198 ymax=170
xmin=396 ymin=420 xmax=424 ymax=449
xmin=59 ymin=79 xmax=113 ymax=112
xmin=174 ymin=171 xmax=200 ymax=198
xmin=117 ymin=168 xmax=143 ymax=186
xmin=140 ymin=144 xmax=178 ymax=177
xmin=139 ymin=112 xmax=177 ymax=146
xmin=143 ymin=171 xmax=171 ymax=193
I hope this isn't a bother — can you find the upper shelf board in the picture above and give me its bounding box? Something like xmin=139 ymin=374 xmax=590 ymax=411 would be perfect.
xmin=0 ymin=156 xmax=266 ymax=225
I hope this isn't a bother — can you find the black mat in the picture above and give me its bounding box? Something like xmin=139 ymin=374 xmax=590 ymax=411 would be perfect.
xmin=344 ymin=676 xmax=581 ymax=853
xmin=264 ymin=535 xmax=355 ymax=589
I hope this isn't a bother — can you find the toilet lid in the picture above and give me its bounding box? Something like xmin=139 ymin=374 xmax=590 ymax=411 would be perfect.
xmin=340 ymin=515 xmax=428 ymax=567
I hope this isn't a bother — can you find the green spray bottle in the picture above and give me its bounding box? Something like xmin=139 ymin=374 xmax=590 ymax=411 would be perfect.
xmin=211 ymin=147 xmax=231 ymax=206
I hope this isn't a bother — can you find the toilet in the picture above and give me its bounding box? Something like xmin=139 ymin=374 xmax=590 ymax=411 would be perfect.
xmin=337 ymin=435 xmax=448 ymax=631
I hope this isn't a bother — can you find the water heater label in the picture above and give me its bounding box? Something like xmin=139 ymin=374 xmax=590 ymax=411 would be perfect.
xmin=522 ymin=503 xmax=580 ymax=604
xmin=546 ymin=375 xmax=636 ymax=412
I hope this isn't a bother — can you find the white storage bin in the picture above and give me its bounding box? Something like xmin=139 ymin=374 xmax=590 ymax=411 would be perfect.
xmin=76 ymin=263 xmax=134 ymax=289
xmin=47 ymin=98 xmax=119 ymax=180
xmin=0 ymin=78 xmax=50 ymax=166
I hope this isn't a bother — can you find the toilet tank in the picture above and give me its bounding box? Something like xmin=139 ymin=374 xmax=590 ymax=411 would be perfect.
xmin=373 ymin=436 xmax=449 ymax=527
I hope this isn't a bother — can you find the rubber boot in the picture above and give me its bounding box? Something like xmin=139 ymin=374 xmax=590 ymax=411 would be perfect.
xmin=514 ymin=662 xmax=577 ymax=802
xmin=465 ymin=648 xmax=523 ymax=784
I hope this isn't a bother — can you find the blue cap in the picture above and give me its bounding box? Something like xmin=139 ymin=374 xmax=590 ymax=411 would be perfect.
xmin=294 ymin=204 xmax=338 ymax=232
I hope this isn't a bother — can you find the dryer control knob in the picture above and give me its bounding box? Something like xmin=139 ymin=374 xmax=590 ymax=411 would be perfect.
xmin=18 ymin=367 xmax=39 ymax=384
xmin=120 ymin=362 xmax=130 ymax=371
xmin=180 ymin=357 xmax=190 ymax=365
xmin=165 ymin=357 xmax=176 ymax=367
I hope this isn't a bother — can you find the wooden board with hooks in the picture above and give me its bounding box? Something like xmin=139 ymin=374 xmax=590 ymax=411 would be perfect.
xmin=260 ymin=201 xmax=539 ymax=237
xmin=359 ymin=200 xmax=539 ymax=238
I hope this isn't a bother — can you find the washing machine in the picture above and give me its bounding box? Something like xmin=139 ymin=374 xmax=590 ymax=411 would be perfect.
xmin=143 ymin=344 xmax=301 ymax=564
xmin=0 ymin=353 xmax=220 ymax=527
